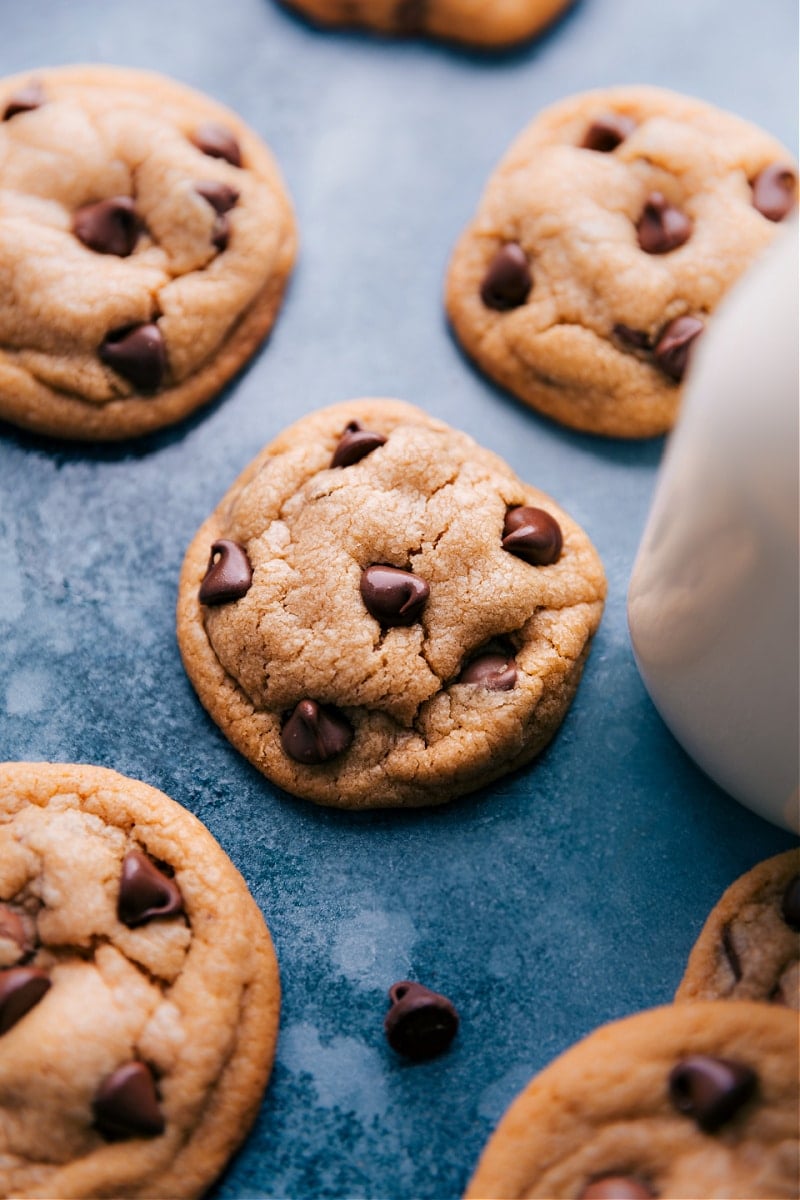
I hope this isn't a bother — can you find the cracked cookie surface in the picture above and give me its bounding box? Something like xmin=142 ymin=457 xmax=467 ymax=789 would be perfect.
xmin=446 ymin=86 xmax=796 ymax=437
xmin=176 ymin=399 xmax=606 ymax=809
xmin=0 ymin=65 xmax=296 ymax=440
xmin=675 ymin=849 xmax=800 ymax=1010
xmin=0 ymin=762 xmax=279 ymax=1200
xmin=465 ymin=1002 xmax=800 ymax=1200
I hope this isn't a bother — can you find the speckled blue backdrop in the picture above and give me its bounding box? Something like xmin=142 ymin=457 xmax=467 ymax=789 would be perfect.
xmin=0 ymin=0 xmax=797 ymax=1197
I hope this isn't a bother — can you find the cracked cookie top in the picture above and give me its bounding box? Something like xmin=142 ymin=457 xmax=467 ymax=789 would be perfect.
xmin=0 ymin=65 xmax=296 ymax=440
xmin=177 ymin=399 xmax=606 ymax=808
xmin=0 ymin=762 xmax=279 ymax=1200
xmin=446 ymin=86 xmax=796 ymax=438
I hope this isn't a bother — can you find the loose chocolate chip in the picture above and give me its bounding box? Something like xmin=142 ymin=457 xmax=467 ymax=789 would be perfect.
xmin=194 ymin=180 xmax=240 ymax=214
xmin=582 ymin=114 xmax=636 ymax=153
xmin=460 ymin=651 xmax=517 ymax=691
xmin=580 ymin=1177 xmax=656 ymax=1199
xmin=668 ymin=1055 xmax=757 ymax=1132
xmin=331 ymin=421 xmax=387 ymax=468
xmin=781 ymin=874 xmax=800 ymax=931
xmin=751 ymin=164 xmax=797 ymax=222
xmin=502 ymin=506 xmax=562 ymax=566
xmin=281 ymin=699 xmax=353 ymax=765
xmin=636 ymin=193 xmax=692 ymax=254
xmin=191 ymin=122 xmax=242 ymax=168
xmin=0 ymin=966 xmax=51 ymax=1035
xmin=480 ymin=243 xmax=532 ymax=311
xmin=721 ymin=924 xmax=743 ymax=982
xmin=360 ymin=565 xmax=429 ymax=626
xmin=117 ymin=850 xmax=184 ymax=928
xmin=653 ymin=315 xmax=704 ymax=382
xmin=0 ymin=907 xmax=30 ymax=960
xmin=613 ymin=324 xmax=653 ymax=353
xmin=198 ymin=540 xmax=253 ymax=606
xmin=73 ymin=196 xmax=141 ymax=257
xmin=2 ymin=81 xmax=45 ymax=120
xmin=93 ymin=1061 xmax=165 ymax=1139
xmin=99 ymin=323 xmax=166 ymax=393
xmin=385 ymin=981 xmax=459 ymax=1061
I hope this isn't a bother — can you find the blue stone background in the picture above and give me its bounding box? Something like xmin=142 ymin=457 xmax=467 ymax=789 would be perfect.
xmin=0 ymin=0 xmax=797 ymax=1196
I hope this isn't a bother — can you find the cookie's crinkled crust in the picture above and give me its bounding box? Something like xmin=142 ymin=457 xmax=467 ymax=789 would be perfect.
xmin=465 ymin=1002 xmax=799 ymax=1200
xmin=446 ymin=85 xmax=795 ymax=437
xmin=177 ymin=399 xmax=606 ymax=808
xmin=0 ymin=65 xmax=297 ymax=440
xmin=0 ymin=762 xmax=279 ymax=1200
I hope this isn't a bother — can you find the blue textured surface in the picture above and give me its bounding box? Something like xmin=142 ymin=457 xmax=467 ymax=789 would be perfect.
xmin=0 ymin=1 xmax=797 ymax=1197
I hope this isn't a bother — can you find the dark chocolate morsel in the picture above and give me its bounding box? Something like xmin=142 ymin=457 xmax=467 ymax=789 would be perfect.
xmin=580 ymin=1177 xmax=656 ymax=1199
xmin=613 ymin=324 xmax=652 ymax=353
xmin=721 ymin=924 xmax=743 ymax=982
xmin=117 ymin=850 xmax=184 ymax=928
xmin=480 ymin=243 xmax=532 ymax=311
xmin=751 ymin=164 xmax=797 ymax=222
xmin=385 ymin=981 xmax=459 ymax=1061
xmin=781 ymin=873 xmax=800 ymax=931
xmin=0 ymin=907 xmax=30 ymax=959
xmin=360 ymin=565 xmax=429 ymax=626
xmin=502 ymin=506 xmax=562 ymax=566
xmin=210 ymin=214 xmax=231 ymax=251
xmin=0 ymin=967 xmax=51 ymax=1035
xmin=191 ymin=122 xmax=242 ymax=167
xmin=331 ymin=421 xmax=387 ymax=468
xmin=99 ymin=323 xmax=166 ymax=393
xmin=93 ymin=1061 xmax=165 ymax=1139
xmin=636 ymin=193 xmax=692 ymax=254
xmin=198 ymin=540 xmax=253 ymax=605
xmin=459 ymin=651 xmax=517 ymax=691
xmin=668 ymin=1055 xmax=757 ymax=1132
xmin=582 ymin=114 xmax=636 ymax=152
xmin=2 ymin=81 xmax=45 ymax=120
xmin=653 ymin=315 xmax=704 ymax=383
xmin=194 ymin=180 xmax=240 ymax=214
xmin=73 ymin=196 xmax=141 ymax=257
xmin=281 ymin=700 xmax=353 ymax=765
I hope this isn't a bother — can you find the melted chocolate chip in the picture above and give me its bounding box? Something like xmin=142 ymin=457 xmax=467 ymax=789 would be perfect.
xmin=93 ymin=1061 xmax=165 ymax=1139
xmin=0 ymin=967 xmax=51 ymax=1035
xmin=385 ymin=981 xmax=459 ymax=1061
xmin=360 ymin=565 xmax=429 ymax=626
xmin=582 ymin=114 xmax=636 ymax=153
xmin=613 ymin=324 xmax=653 ymax=353
xmin=0 ymin=907 xmax=30 ymax=960
xmin=73 ymin=196 xmax=141 ymax=257
xmin=281 ymin=700 xmax=353 ymax=765
xmin=331 ymin=421 xmax=387 ymax=468
xmin=653 ymin=315 xmax=704 ymax=382
xmin=191 ymin=122 xmax=242 ymax=168
xmin=752 ymin=164 xmax=797 ymax=222
xmin=580 ymin=1177 xmax=656 ymax=1199
xmin=721 ymin=923 xmax=743 ymax=982
xmin=2 ymin=81 xmax=45 ymax=120
xmin=502 ymin=506 xmax=562 ymax=566
xmin=480 ymin=243 xmax=532 ymax=311
xmin=459 ymin=651 xmax=517 ymax=691
xmin=636 ymin=193 xmax=692 ymax=254
xmin=198 ymin=540 xmax=253 ymax=605
xmin=195 ymin=180 xmax=240 ymax=214
xmin=99 ymin=323 xmax=166 ymax=393
xmin=781 ymin=873 xmax=800 ymax=931
xmin=668 ymin=1055 xmax=757 ymax=1131
xmin=117 ymin=850 xmax=184 ymax=928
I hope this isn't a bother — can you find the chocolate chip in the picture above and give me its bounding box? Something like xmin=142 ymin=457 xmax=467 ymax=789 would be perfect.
xmin=117 ymin=850 xmax=183 ymax=928
xmin=0 ymin=967 xmax=51 ymax=1035
xmin=99 ymin=323 xmax=166 ymax=393
xmin=194 ymin=180 xmax=240 ymax=214
xmin=0 ymin=907 xmax=30 ymax=961
xmin=384 ymin=981 xmax=459 ymax=1061
xmin=281 ymin=700 xmax=353 ymax=765
xmin=93 ymin=1061 xmax=165 ymax=1139
xmin=480 ymin=243 xmax=532 ymax=311
xmin=209 ymin=214 xmax=231 ymax=251
xmin=360 ymin=565 xmax=429 ymax=626
xmin=781 ymin=873 xmax=800 ymax=931
xmin=582 ymin=114 xmax=636 ymax=153
xmin=460 ymin=651 xmax=517 ymax=691
xmin=636 ymin=193 xmax=692 ymax=254
xmin=613 ymin=324 xmax=652 ymax=353
xmin=668 ymin=1055 xmax=757 ymax=1131
xmin=191 ymin=122 xmax=242 ymax=168
xmin=752 ymin=164 xmax=797 ymax=222
xmin=502 ymin=506 xmax=562 ymax=566
xmin=2 ymin=81 xmax=45 ymax=120
xmin=721 ymin=924 xmax=743 ymax=982
xmin=653 ymin=315 xmax=704 ymax=382
xmin=331 ymin=421 xmax=387 ymax=468
xmin=198 ymin=540 xmax=253 ymax=606
xmin=580 ymin=1177 xmax=656 ymax=1199
xmin=73 ymin=196 xmax=141 ymax=257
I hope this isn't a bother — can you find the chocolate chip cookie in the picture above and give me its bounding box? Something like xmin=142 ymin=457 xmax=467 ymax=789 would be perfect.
xmin=176 ymin=399 xmax=606 ymax=808
xmin=0 ymin=762 xmax=280 ymax=1199
xmin=0 ymin=66 xmax=296 ymax=440
xmin=675 ymin=849 xmax=800 ymax=1010
xmin=466 ymin=1002 xmax=799 ymax=1199
xmin=446 ymin=86 xmax=797 ymax=437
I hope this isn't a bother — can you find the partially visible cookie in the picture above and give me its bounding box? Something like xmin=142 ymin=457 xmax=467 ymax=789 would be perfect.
xmin=446 ymin=86 xmax=797 ymax=437
xmin=177 ymin=399 xmax=606 ymax=809
xmin=0 ymin=66 xmax=297 ymax=440
xmin=675 ymin=849 xmax=800 ymax=1010
xmin=0 ymin=762 xmax=280 ymax=1200
xmin=465 ymin=1002 xmax=799 ymax=1200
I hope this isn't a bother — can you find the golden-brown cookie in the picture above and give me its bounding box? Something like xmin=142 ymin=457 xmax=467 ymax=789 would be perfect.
xmin=0 ymin=762 xmax=280 ymax=1200
xmin=176 ymin=399 xmax=606 ymax=809
xmin=0 ymin=66 xmax=297 ymax=440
